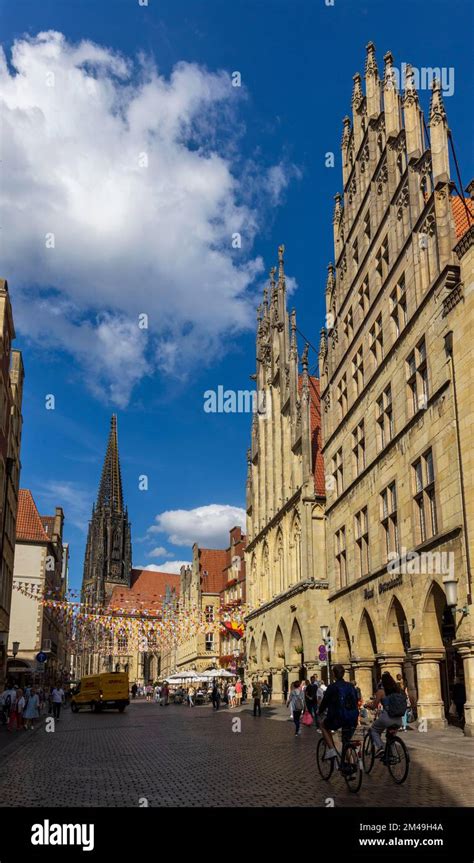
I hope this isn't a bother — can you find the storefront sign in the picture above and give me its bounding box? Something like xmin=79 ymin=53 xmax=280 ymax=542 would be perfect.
xmin=379 ymin=573 xmax=403 ymax=594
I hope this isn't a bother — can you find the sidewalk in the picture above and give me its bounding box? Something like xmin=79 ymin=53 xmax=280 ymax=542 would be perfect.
xmin=234 ymin=702 xmax=474 ymax=759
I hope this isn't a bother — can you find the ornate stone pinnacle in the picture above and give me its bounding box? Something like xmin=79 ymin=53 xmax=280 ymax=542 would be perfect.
xmin=365 ymin=41 xmax=378 ymax=76
xmin=429 ymin=77 xmax=447 ymax=126
xmin=352 ymin=73 xmax=363 ymax=108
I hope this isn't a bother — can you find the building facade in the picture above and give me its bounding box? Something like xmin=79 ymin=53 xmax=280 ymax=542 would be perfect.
xmin=219 ymin=525 xmax=246 ymax=671
xmin=0 ymin=279 xmax=24 ymax=687
xmin=245 ymin=247 xmax=328 ymax=702
xmin=318 ymin=44 xmax=474 ymax=732
xmin=175 ymin=545 xmax=228 ymax=673
xmin=8 ymin=490 xmax=67 ymax=687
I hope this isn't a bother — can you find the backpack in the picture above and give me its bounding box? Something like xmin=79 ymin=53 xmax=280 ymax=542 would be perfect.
xmin=335 ymin=681 xmax=359 ymax=727
xmin=293 ymin=693 xmax=304 ymax=712
xmin=386 ymin=692 xmax=408 ymax=718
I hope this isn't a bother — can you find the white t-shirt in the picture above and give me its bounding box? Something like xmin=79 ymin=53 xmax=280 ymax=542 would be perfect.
xmin=317 ymin=684 xmax=327 ymax=702
xmin=51 ymin=688 xmax=64 ymax=703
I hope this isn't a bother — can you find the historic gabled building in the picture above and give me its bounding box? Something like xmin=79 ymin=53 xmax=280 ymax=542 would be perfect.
xmin=175 ymin=545 xmax=228 ymax=673
xmin=319 ymin=44 xmax=474 ymax=732
xmin=9 ymin=490 xmax=67 ymax=687
xmin=219 ymin=525 xmax=246 ymax=670
xmin=245 ymin=246 xmax=327 ymax=701
xmin=0 ymin=279 xmax=24 ymax=687
xmin=81 ymin=415 xmax=132 ymax=607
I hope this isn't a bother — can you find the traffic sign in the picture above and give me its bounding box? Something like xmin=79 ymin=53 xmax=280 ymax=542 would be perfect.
xmin=36 ymin=651 xmax=47 ymax=663
xmin=318 ymin=644 xmax=327 ymax=662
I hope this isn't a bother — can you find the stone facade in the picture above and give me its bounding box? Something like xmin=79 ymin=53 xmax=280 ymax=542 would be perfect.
xmin=245 ymin=247 xmax=328 ymax=702
xmin=318 ymin=44 xmax=474 ymax=732
xmin=0 ymin=280 xmax=23 ymax=687
xmin=9 ymin=490 xmax=67 ymax=687
xmin=175 ymin=545 xmax=228 ymax=673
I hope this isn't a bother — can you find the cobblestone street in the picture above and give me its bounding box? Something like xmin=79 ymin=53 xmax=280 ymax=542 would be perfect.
xmin=1 ymin=701 xmax=472 ymax=808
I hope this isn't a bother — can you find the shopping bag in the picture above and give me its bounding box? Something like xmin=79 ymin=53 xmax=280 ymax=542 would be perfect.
xmin=302 ymin=710 xmax=314 ymax=726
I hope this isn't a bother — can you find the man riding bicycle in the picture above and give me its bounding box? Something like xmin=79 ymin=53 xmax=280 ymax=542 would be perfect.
xmin=317 ymin=664 xmax=359 ymax=763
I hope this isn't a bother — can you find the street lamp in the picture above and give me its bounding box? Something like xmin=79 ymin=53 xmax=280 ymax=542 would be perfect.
xmin=320 ymin=625 xmax=329 ymax=642
xmin=443 ymin=575 xmax=469 ymax=618
xmin=12 ymin=641 xmax=20 ymax=658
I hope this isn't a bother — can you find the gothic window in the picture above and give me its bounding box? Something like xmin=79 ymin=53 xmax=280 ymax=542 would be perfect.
xmin=376 ymin=384 xmax=393 ymax=450
xmin=117 ymin=631 xmax=128 ymax=652
xmin=337 ymin=373 xmax=348 ymax=418
xmin=352 ymin=421 xmax=365 ymax=475
xmin=332 ymin=448 xmax=344 ymax=495
xmin=413 ymin=449 xmax=438 ymax=543
xmin=369 ymin=314 xmax=384 ymax=367
xmin=354 ymin=507 xmax=369 ymax=577
xmin=357 ymin=276 xmax=370 ymax=317
xmin=343 ymin=307 xmax=353 ymax=344
xmin=380 ymin=482 xmax=399 ymax=558
xmin=390 ymin=274 xmax=407 ymax=339
xmin=406 ymin=338 xmax=428 ymax=415
xmin=335 ymin=526 xmax=347 ymax=588
xmin=205 ymin=604 xmax=214 ymax=623
xmin=352 ymin=346 xmax=364 ymax=396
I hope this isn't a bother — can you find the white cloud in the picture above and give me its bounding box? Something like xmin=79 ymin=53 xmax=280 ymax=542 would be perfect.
xmin=148 ymin=546 xmax=172 ymax=559
xmin=34 ymin=479 xmax=92 ymax=532
xmin=139 ymin=561 xmax=191 ymax=575
xmin=148 ymin=503 xmax=246 ymax=548
xmin=0 ymin=31 xmax=296 ymax=405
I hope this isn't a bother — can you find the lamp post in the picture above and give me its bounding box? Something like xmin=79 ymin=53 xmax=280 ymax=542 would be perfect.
xmin=12 ymin=641 xmax=19 ymax=659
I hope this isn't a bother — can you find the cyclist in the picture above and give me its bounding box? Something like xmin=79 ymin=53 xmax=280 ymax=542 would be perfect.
xmin=317 ymin=664 xmax=359 ymax=764
xmin=365 ymin=672 xmax=407 ymax=757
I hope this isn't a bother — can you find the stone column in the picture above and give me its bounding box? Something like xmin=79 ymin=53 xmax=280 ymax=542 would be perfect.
xmin=456 ymin=642 xmax=474 ymax=737
xmin=376 ymin=653 xmax=405 ymax=681
xmin=403 ymin=659 xmax=417 ymax=709
xmin=351 ymin=659 xmax=375 ymax=701
xmin=270 ymin=668 xmax=282 ymax=703
xmin=410 ymin=648 xmax=446 ymax=729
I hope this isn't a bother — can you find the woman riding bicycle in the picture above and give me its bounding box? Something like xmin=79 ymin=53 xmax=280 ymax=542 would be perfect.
xmin=365 ymin=672 xmax=407 ymax=758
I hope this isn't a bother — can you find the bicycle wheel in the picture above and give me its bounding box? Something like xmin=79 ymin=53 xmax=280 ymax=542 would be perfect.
xmin=342 ymin=744 xmax=363 ymax=793
xmin=386 ymin=735 xmax=410 ymax=784
xmin=316 ymin=736 xmax=335 ymax=780
xmin=362 ymin=731 xmax=375 ymax=774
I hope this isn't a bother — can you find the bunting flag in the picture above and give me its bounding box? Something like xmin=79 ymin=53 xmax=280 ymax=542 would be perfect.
xmin=11 ymin=580 xmax=249 ymax=654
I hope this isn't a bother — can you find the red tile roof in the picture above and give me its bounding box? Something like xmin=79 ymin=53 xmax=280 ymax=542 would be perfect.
xmin=108 ymin=568 xmax=180 ymax=612
xmin=16 ymin=490 xmax=50 ymax=543
xmin=298 ymin=375 xmax=326 ymax=497
xmin=451 ymin=196 xmax=473 ymax=240
xmin=199 ymin=548 xmax=228 ymax=593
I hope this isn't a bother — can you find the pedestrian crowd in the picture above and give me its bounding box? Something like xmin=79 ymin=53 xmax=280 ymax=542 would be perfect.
xmin=0 ymin=681 xmax=66 ymax=732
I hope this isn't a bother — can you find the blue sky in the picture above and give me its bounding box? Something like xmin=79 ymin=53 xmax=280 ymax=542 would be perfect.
xmin=1 ymin=0 xmax=472 ymax=592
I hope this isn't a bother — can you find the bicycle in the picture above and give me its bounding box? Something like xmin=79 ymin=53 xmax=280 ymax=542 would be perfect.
xmin=362 ymin=724 xmax=410 ymax=784
xmin=316 ymin=733 xmax=363 ymax=793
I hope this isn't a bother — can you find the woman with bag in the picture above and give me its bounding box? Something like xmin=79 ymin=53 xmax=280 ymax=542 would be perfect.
xmin=287 ymin=681 xmax=305 ymax=736
xmin=24 ymin=686 xmax=40 ymax=729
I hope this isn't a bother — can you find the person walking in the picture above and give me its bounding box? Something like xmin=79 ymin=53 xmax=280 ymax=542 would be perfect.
xmin=396 ymin=674 xmax=411 ymax=731
xmin=131 ymin=682 xmax=138 ymax=699
xmin=23 ymin=687 xmax=40 ymax=730
xmin=228 ymin=683 xmax=236 ymax=708
xmin=187 ymin=685 xmax=195 ymax=707
xmin=9 ymin=688 xmax=25 ymax=731
xmin=287 ymin=681 xmax=305 ymax=736
xmin=305 ymin=676 xmax=318 ymax=724
xmin=252 ymin=680 xmax=262 ymax=717
xmin=51 ymin=685 xmax=65 ymax=720
xmin=261 ymin=681 xmax=270 ymax=706
xmin=1 ymin=684 xmax=16 ymax=727
xmin=235 ymin=679 xmax=242 ymax=707
xmin=211 ymin=681 xmax=220 ymax=711
xmin=161 ymin=683 xmax=169 ymax=707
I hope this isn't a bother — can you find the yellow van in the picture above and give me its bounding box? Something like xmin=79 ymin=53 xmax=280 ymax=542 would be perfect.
xmin=70 ymin=672 xmax=129 ymax=713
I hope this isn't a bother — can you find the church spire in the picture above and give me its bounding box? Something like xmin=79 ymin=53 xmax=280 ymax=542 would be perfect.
xmin=97 ymin=414 xmax=124 ymax=513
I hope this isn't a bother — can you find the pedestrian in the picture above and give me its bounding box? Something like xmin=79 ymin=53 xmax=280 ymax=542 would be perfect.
xmin=161 ymin=683 xmax=169 ymax=707
xmin=252 ymin=680 xmax=262 ymax=717
xmin=211 ymin=681 xmax=220 ymax=711
xmin=235 ymin=679 xmax=242 ymax=706
xmin=283 ymin=678 xmax=289 ymax=705
xmin=51 ymin=684 xmax=65 ymax=720
xmin=1 ymin=683 xmax=16 ymax=726
xmin=287 ymin=681 xmax=305 ymax=736
xmin=261 ymin=681 xmax=270 ymax=706
xmin=131 ymin=682 xmax=138 ymax=699
xmin=304 ymin=676 xmax=318 ymax=724
xmin=396 ymin=674 xmax=411 ymax=731
xmin=9 ymin=688 xmax=25 ymax=731
xmin=187 ymin=685 xmax=195 ymax=707
xmin=241 ymin=682 xmax=247 ymax=704
xmin=23 ymin=686 xmax=40 ymax=730
xmin=316 ymin=680 xmax=327 ymax=708
xmin=228 ymin=683 xmax=236 ymax=707
xmin=154 ymin=683 xmax=161 ymax=703
xmin=452 ymin=678 xmax=466 ymax=724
